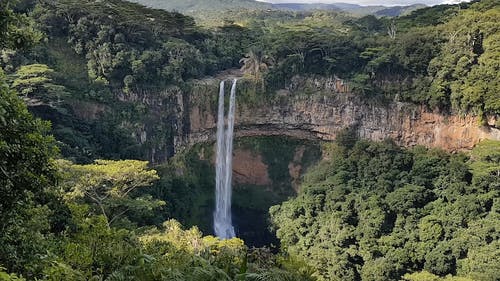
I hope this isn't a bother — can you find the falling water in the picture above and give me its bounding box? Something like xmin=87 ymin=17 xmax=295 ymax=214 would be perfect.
xmin=214 ymin=81 xmax=228 ymax=238
xmin=214 ymin=79 xmax=237 ymax=239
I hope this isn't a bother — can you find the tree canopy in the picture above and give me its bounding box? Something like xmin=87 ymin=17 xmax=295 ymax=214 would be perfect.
xmin=270 ymin=139 xmax=500 ymax=281
xmin=1 ymin=0 xmax=499 ymax=280
xmin=0 ymin=69 xmax=57 ymax=226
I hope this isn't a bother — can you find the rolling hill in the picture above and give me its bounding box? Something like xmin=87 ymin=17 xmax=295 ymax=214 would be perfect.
xmin=272 ymin=2 xmax=426 ymax=16
xmin=129 ymin=0 xmax=426 ymax=17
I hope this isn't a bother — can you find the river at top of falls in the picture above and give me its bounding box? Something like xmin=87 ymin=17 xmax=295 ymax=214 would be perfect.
xmin=214 ymin=79 xmax=237 ymax=239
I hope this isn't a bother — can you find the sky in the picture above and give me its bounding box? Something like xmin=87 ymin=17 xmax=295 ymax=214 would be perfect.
xmin=257 ymin=0 xmax=470 ymax=6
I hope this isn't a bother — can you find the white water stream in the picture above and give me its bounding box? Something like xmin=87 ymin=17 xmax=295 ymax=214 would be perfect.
xmin=214 ymin=79 xmax=237 ymax=239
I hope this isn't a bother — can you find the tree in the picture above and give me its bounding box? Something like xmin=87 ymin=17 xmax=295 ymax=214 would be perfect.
xmin=469 ymin=140 xmax=500 ymax=177
xmin=355 ymin=15 xmax=383 ymax=33
xmin=0 ymin=70 xmax=58 ymax=226
xmin=62 ymin=159 xmax=163 ymax=227
xmin=240 ymin=47 xmax=273 ymax=89
xmin=0 ymin=3 xmax=61 ymax=277
xmin=402 ymin=271 xmax=474 ymax=281
xmin=0 ymin=268 xmax=26 ymax=281
xmin=11 ymin=64 xmax=69 ymax=106
xmin=0 ymin=0 xmax=42 ymax=49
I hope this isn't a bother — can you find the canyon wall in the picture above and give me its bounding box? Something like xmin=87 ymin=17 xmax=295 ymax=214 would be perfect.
xmin=174 ymin=77 xmax=500 ymax=153
xmin=114 ymin=76 xmax=499 ymax=163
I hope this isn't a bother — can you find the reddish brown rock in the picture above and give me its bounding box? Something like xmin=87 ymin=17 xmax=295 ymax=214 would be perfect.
xmin=179 ymin=78 xmax=499 ymax=153
xmin=231 ymin=149 xmax=271 ymax=186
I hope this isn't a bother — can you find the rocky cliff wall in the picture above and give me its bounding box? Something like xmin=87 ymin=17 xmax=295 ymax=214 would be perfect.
xmin=174 ymin=77 xmax=500 ymax=153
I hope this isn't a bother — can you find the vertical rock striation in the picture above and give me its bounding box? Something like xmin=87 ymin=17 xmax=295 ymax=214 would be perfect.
xmin=180 ymin=78 xmax=499 ymax=152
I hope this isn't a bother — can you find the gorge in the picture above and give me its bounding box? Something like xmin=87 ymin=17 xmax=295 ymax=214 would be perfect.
xmin=94 ymin=74 xmax=500 ymax=167
xmin=115 ymin=76 xmax=500 ymax=247
xmin=121 ymin=75 xmax=500 ymax=163
xmin=2 ymin=0 xmax=499 ymax=279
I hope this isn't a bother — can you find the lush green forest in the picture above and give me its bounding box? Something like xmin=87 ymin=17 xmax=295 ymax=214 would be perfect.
xmin=1 ymin=0 xmax=499 ymax=280
xmin=0 ymin=7 xmax=314 ymax=277
xmin=271 ymin=137 xmax=500 ymax=281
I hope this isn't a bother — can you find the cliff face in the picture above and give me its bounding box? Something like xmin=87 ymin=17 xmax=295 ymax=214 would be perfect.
xmin=114 ymin=76 xmax=499 ymax=163
xmin=176 ymin=77 xmax=500 ymax=153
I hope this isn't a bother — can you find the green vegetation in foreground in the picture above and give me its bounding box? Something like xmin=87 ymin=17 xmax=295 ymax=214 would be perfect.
xmin=1 ymin=1 xmax=500 ymax=280
xmin=0 ymin=72 xmax=316 ymax=280
xmin=270 ymin=138 xmax=500 ymax=281
xmin=0 ymin=5 xmax=314 ymax=280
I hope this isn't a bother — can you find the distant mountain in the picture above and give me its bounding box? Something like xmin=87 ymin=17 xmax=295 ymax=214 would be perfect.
xmin=272 ymin=3 xmax=346 ymax=11
xmin=374 ymin=4 xmax=427 ymax=17
xmin=129 ymin=0 xmax=426 ymax=17
xmin=272 ymin=3 xmax=427 ymax=16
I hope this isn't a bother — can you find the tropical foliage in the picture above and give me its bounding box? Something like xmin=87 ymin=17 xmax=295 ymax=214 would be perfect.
xmin=1 ymin=0 xmax=499 ymax=280
xmin=0 ymin=0 xmax=41 ymax=50
xmin=11 ymin=64 xmax=68 ymax=106
xmin=0 ymin=69 xmax=57 ymax=226
xmin=270 ymin=139 xmax=500 ymax=281
xmin=0 ymin=75 xmax=316 ymax=280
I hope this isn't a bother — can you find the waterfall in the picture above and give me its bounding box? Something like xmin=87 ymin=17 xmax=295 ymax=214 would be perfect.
xmin=214 ymin=79 xmax=237 ymax=239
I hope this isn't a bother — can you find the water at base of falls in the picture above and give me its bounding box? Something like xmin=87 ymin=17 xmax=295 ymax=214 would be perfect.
xmin=214 ymin=79 xmax=237 ymax=239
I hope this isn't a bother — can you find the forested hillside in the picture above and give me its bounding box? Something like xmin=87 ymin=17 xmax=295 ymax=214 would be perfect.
xmin=1 ymin=0 xmax=254 ymax=162
xmin=272 ymin=3 xmax=425 ymax=16
xmin=0 ymin=0 xmax=499 ymax=280
xmin=131 ymin=0 xmax=425 ymax=17
xmin=271 ymin=137 xmax=500 ymax=280
xmin=256 ymin=0 xmax=499 ymax=118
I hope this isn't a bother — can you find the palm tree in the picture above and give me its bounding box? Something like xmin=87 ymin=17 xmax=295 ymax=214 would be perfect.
xmin=239 ymin=47 xmax=273 ymax=90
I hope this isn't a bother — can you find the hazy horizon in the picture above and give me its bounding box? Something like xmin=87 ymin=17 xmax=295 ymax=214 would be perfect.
xmin=257 ymin=0 xmax=471 ymax=6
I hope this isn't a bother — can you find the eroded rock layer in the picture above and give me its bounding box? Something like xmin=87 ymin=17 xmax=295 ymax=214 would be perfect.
xmin=179 ymin=81 xmax=499 ymax=153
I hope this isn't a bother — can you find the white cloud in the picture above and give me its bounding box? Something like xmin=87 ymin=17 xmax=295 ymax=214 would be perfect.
xmin=257 ymin=0 xmax=471 ymax=6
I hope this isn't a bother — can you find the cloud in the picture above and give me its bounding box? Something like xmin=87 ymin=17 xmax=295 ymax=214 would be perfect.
xmin=257 ymin=0 xmax=471 ymax=6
